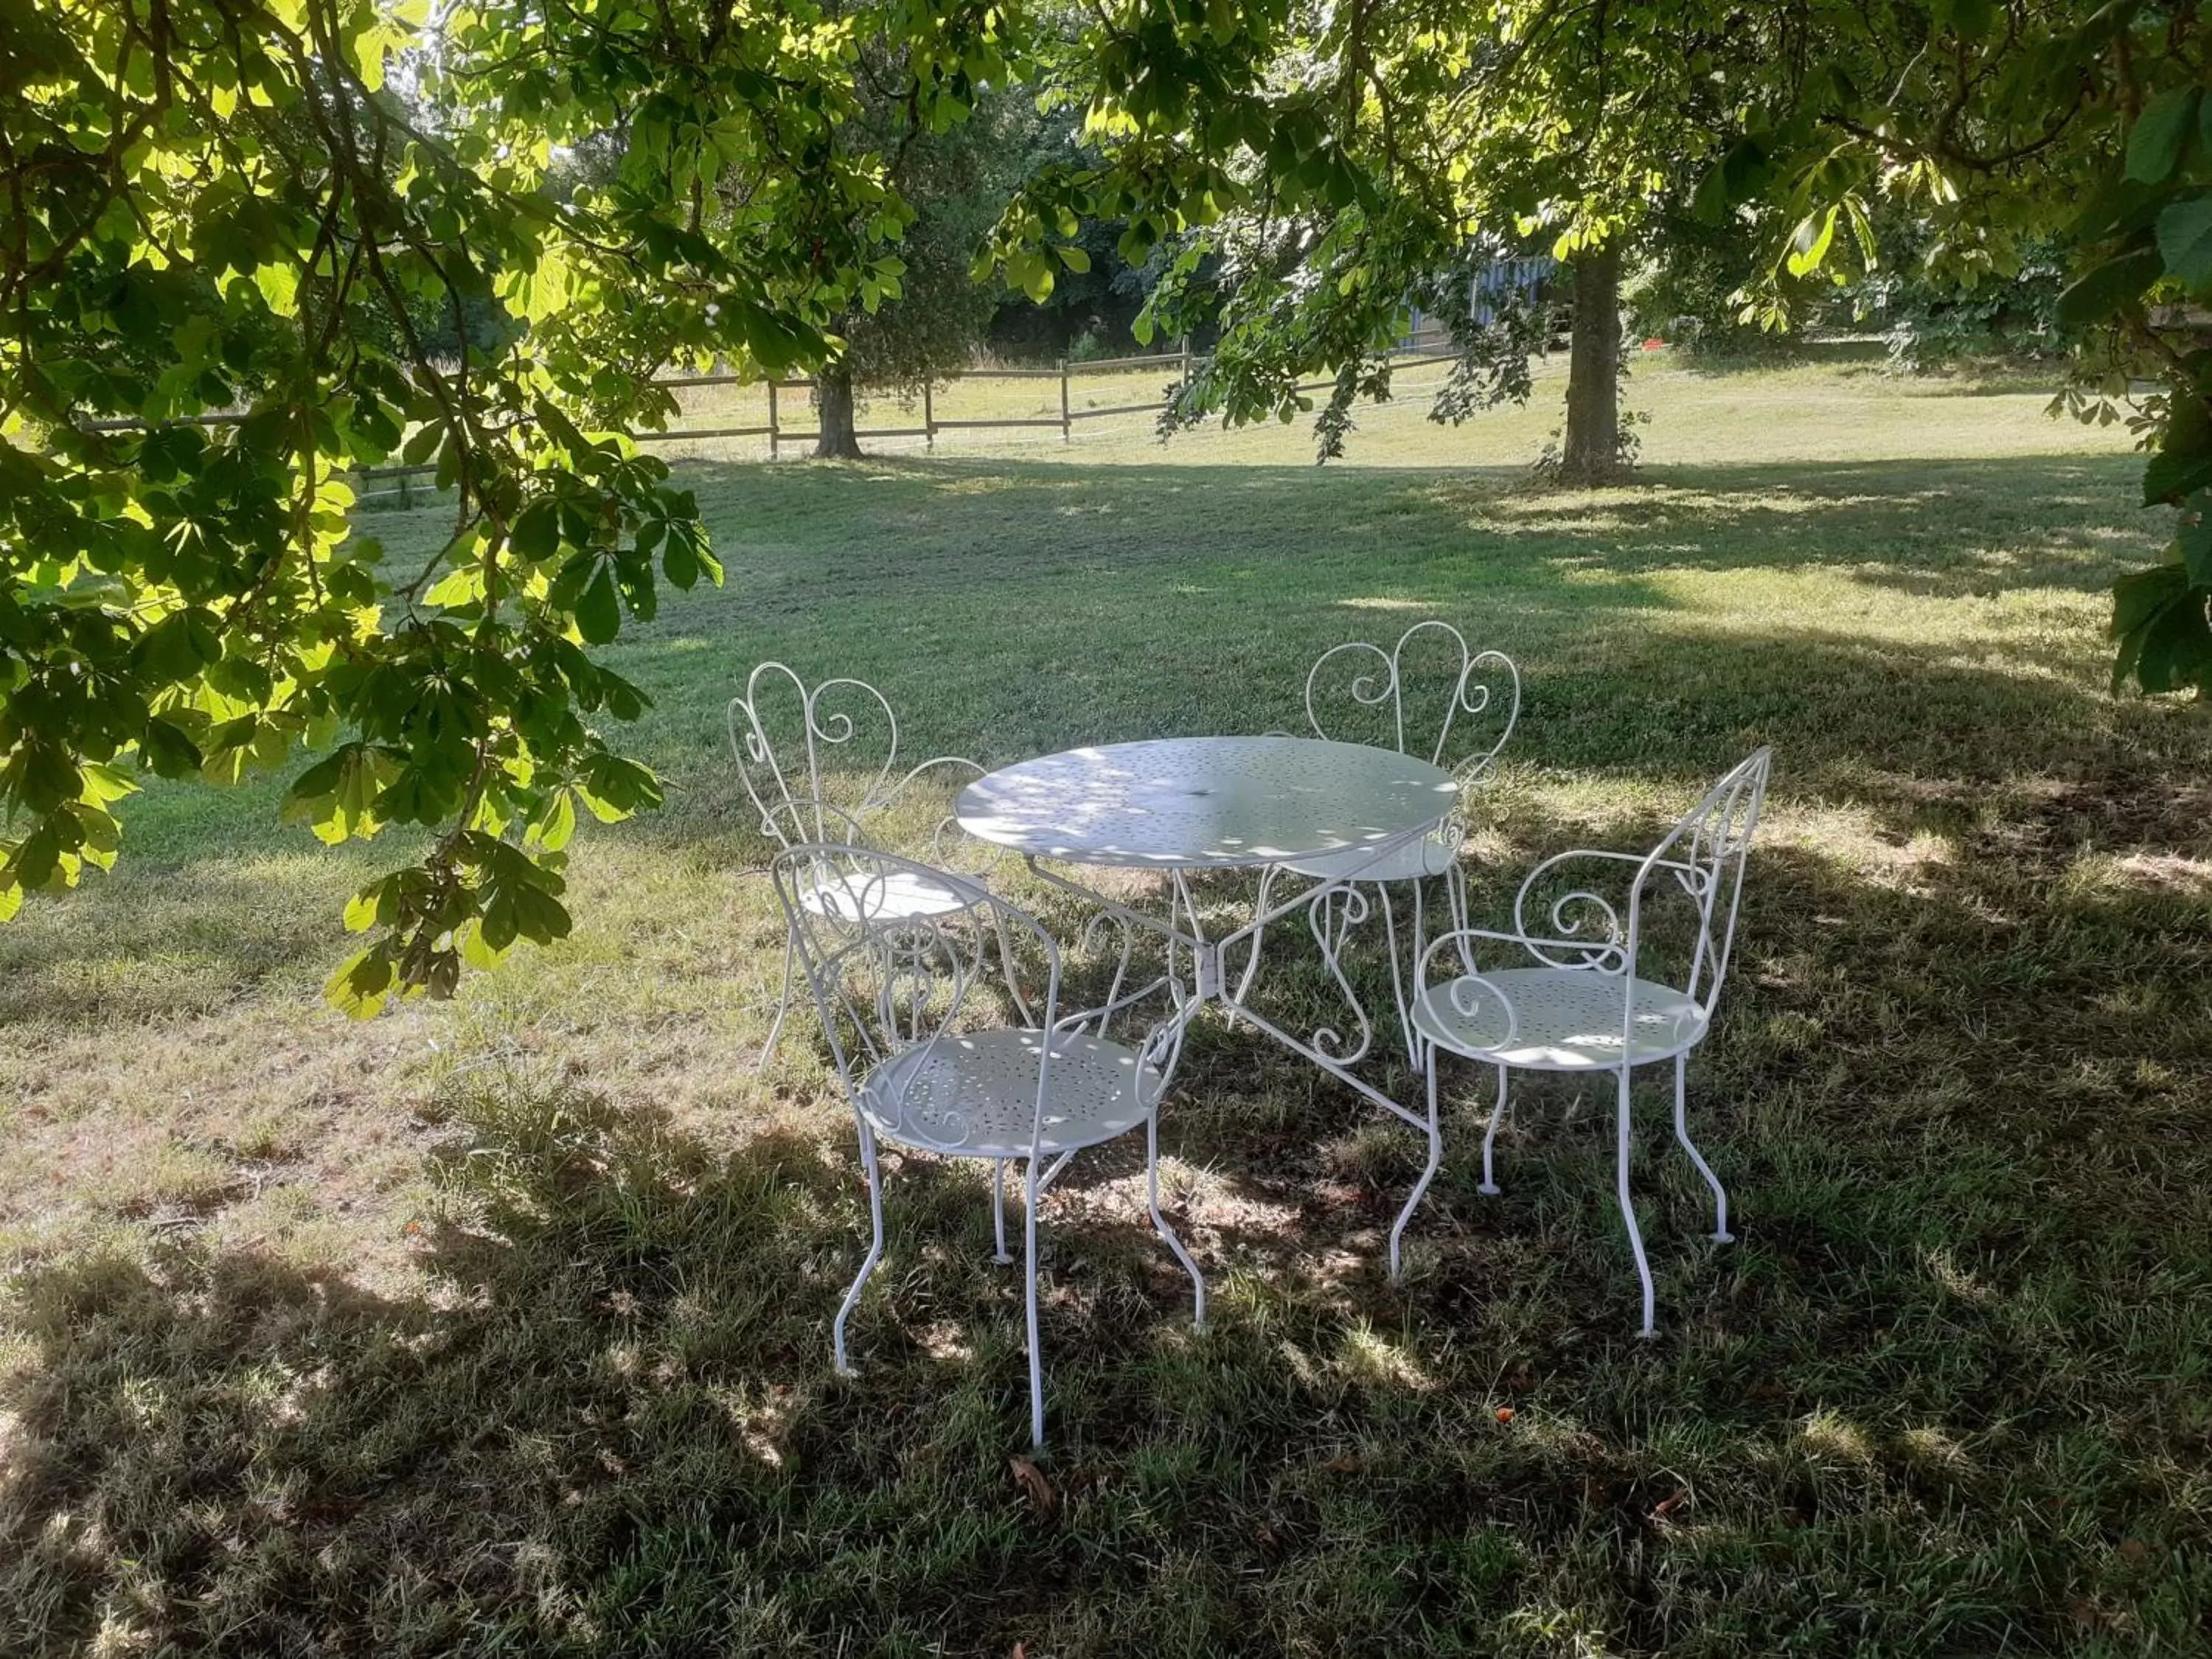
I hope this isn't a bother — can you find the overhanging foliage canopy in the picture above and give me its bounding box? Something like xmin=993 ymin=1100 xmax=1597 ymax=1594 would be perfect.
xmin=0 ymin=0 xmax=1009 ymax=1009
xmin=6 ymin=0 xmax=2208 ymax=1018
xmin=987 ymin=0 xmax=2212 ymax=686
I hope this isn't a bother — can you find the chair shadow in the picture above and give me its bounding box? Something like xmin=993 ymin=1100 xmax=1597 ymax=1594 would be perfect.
xmin=0 ymin=1074 xmax=1251 ymax=1654
xmin=10 ymin=775 xmax=2209 ymax=1651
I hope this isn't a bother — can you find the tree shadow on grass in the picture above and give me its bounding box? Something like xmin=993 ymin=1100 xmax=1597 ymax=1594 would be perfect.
xmin=1464 ymin=455 xmax=2151 ymax=597
xmin=655 ymin=448 xmax=2149 ymax=625
xmin=599 ymin=448 xmax=2160 ymax=800
xmin=1084 ymin=757 xmax=2211 ymax=1314
xmin=6 ymin=456 xmax=2208 ymax=1650
xmin=0 ymin=854 xmax=373 ymax=1028
xmin=9 ymin=753 xmax=2212 ymax=1657
xmin=7 ymin=865 xmax=2208 ymax=1659
xmin=0 ymin=1082 xmax=1244 ymax=1657
xmin=1662 ymin=341 xmax=2069 ymax=393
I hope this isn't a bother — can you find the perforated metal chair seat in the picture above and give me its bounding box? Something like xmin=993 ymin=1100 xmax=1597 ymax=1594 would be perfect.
xmin=1281 ymin=832 xmax=1459 ymax=883
xmin=856 ymin=1031 xmax=1166 ymax=1159
xmin=1411 ymin=968 xmax=1709 ymax=1071
xmin=797 ymin=866 xmax=979 ymax=922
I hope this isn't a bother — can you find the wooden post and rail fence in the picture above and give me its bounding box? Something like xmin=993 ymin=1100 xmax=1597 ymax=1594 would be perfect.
xmin=84 ymin=332 xmax=1461 ymax=507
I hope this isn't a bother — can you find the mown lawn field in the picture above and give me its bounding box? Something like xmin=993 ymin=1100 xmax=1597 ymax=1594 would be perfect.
xmin=3 ymin=355 xmax=2209 ymax=1657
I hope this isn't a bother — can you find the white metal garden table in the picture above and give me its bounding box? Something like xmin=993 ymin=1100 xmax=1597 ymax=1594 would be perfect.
xmin=956 ymin=735 xmax=1458 ymax=1133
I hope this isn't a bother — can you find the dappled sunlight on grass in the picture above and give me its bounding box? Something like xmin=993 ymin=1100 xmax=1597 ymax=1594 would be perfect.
xmin=2057 ymin=848 xmax=2212 ymax=902
xmin=1922 ymin=1247 xmax=2006 ymax=1307
xmin=8 ymin=364 xmax=2212 ymax=1654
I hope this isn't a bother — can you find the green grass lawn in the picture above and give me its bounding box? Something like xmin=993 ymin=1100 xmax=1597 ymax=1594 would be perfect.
xmin=4 ymin=356 xmax=2211 ymax=1656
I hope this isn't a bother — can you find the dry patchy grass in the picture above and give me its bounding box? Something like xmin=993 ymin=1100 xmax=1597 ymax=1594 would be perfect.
xmin=4 ymin=360 xmax=2211 ymax=1656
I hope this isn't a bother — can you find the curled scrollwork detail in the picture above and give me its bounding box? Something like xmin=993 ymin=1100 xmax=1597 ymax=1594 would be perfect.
xmin=1347 ymin=661 xmax=1396 ymax=711
xmin=805 ymin=676 xmax=901 ymax=818
xmin=1306 ymin=624 xmax=1521 ymax=778
xmin=1448 ymin=649 xmax=1522 ymax=785
xmin=734 ymin=663 xmax=976 ymax=852
xmin=1411 ymin=932 xmax=1528 ymax=1053
xmin=1307 ymin=640 xmax=1399 ymax=747
xmin=1134 ymin=1009 xmax=1189 ymax=1102
xmin=1512 ymin=849 xmax=1632 ymax=973
xmin=1444 ymin=970 xmax=1520 ymax=1047
xmin=1669 ymin=861 xmax=1714 ymax=905
xmin=1066 ymin=905 xmax=1144 ymax=1038
xmin=1541 ymin=888 xmax=1625 ymax=964
xmin=1305 ymin=882 xmax=1375 ymax=1063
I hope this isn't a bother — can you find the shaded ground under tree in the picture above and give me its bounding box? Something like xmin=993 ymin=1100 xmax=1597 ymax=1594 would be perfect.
xmin=4 ymin=414 xmax=2208 ymax=1655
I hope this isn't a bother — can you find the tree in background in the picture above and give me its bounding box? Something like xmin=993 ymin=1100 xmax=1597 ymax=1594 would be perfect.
xmin=813 ymin=88 xmax=1030 ymax=458
xmin=1622 ymin=209 xmax=1805 ymax=358
xmin=0 ymin=0 xmax=1008 ymax=1006
xmin=984 ymin=104 xmax=1169 ymax=361
xmin=984 ymin=0 xmax=1751 ymax=481
xmin=997 ymin=1 xmax=2212 ymax=695
xmin=1853 ymin=227 xmax=2073 ymax=373
xmin=1467 ymin=6 xmax=1742 ymax=483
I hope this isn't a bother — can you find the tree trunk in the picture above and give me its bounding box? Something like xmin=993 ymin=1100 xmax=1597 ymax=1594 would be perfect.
xmin=813 ymin=364 xmax=863 ymax=459
xmin=1558 ymin=243 xmax=1624 ymax=486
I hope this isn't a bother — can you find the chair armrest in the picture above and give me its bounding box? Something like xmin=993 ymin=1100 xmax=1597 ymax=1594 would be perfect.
xmin=1512 ymin=848 xmax=1645 ymax=956
xmin=1411 ymin=931 xmax=1528 ymax=1050
xmin=877 ymin=756 xmax=995 ymax=873
xmin=891 ymin=754 xmax=986 ymax=797
xmin=1418 ymin=925 xmax=1630 ymax=982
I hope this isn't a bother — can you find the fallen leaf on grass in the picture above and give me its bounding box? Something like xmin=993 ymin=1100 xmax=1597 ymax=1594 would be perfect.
xmin=1009 ymin=1455 xmax=1057 ymax=1517
xmin=1323 ymin=1453 xmax=1360 ymax=1474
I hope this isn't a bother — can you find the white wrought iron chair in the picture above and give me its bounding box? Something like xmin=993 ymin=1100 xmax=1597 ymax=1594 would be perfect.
xmin=1397 ymin=748 xmax=1772 ymax=1333
xmin=773 ymin=844 xmax=1207 ymax=1448
xmin=1242 ymin=622 xmax=1521 ymax=1068
xmin=731 ymin=661 xmax=1020 ymax=1071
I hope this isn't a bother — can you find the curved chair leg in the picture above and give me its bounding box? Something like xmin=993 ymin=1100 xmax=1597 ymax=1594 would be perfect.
xmin=756 ymin=929 xmax=798 ymax=1074
xmin=1672 ymin=1051 xmax=1733 ymax=1242
xmin=1478 ymin=1062 xmax=1509 ymax=1195
xmin=1615 ymin=1067 xmax=1657 ymax=1338
xmin=992 ymin=1158 xmax=1014 ymax=1264
xmin=1146 ymin=1111 xmax=1208 ymax=1329
xmin=1388 ymin=1054 xmax=1444 ymax=1279
xmin=1023 ymin=1157 xmax=1046 ymax=1449
xmin=834 ymin=1128 xmax=887 ymax=1375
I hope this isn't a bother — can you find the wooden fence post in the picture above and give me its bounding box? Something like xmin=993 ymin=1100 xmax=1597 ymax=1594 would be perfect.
xmin=1058 ymin=358 xmax=1071 ymax=443
xmin=923 ymin=380 xmax=935 ymax=451
xmin=767 ymin=381 xmax=779 ymax=458
xmin=1180 ymin=335 xmax=1192 ymax=394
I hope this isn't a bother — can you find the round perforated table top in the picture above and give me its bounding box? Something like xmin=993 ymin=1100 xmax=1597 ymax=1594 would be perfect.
xmin=956 ymin=736 xmax=1458 ymax=870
